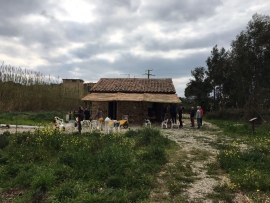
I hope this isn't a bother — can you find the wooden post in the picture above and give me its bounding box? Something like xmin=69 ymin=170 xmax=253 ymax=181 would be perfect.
xmin=249 ymin=117 xmax=257 ymax=135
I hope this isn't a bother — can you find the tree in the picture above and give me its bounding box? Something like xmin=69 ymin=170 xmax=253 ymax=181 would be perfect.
xmin=185 ymin=13 xmax=270 ymax=118
xmin=230 ymin=13 xmax=270 ymax=117
xmin=184 ymin=67 xmax=212 ymax=109
xmin=206 ymin=45 xmax=229 ymax=110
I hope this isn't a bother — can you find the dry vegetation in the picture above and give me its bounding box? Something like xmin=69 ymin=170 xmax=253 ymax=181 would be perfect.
xmin=0 ymin=63 xmax=83 ymax=112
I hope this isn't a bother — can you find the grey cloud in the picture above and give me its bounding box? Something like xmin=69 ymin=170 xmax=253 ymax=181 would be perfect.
xmin=140 ymin=0 xmax=222 ymax=22
xmin=0 ymin=0 xmax=44 ymax=17
xmin=93 ymin=0 xmax=142 ymax=13
xmin=40 ymin=10 xmax=56 ymax=21
xmin=0 ymin=0 xmax=267 ymax=98
xmin=0 ymin=20 xmax=20 ymax=37
xmin=69 ymin=42 xmax=128 ymax=60
xmin=44 ymin=51 xmax=210 ymax=97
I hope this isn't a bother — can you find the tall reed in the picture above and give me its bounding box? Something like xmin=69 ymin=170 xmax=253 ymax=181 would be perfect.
xmin=0 ymin=62 xmax=84 ymax=112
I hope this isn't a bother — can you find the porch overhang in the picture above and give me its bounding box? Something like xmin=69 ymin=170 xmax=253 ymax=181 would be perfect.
xmin=81 ymin=92 xmax=181 ymax=103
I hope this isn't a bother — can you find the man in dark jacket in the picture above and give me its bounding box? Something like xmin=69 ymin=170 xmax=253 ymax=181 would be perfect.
xmin=84 ymin=107 xmax=91 ymax=120
xmin=170 ymin=103 xmax=177 ymax=124
xmin=78 ymin=106 xmax=84 ymax=134
xmin=190 ymin=107 xmax=195 ymax=127
xmin=161 ymin=103 xmax=167 ymax=121
xmin=178 ymin=106 xmax=184 ymax=128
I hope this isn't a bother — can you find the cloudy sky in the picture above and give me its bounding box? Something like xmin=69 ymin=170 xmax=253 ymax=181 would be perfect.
xmin=0 ymin=0 xmax=269 ymax=97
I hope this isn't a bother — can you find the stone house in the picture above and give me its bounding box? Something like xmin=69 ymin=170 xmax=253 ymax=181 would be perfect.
xmin=81 ymin=78 xmax=181 ymax=124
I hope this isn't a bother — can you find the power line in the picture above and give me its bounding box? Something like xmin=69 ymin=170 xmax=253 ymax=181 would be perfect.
xmin=142 ymin=69 xmax=155 ymax=79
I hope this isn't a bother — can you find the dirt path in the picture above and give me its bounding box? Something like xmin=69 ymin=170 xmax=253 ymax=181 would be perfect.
xmin=150 ymin=118 xmax=248 ymax=202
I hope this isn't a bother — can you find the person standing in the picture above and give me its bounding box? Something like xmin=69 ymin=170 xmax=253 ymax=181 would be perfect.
xmin=78 ymin=106 xmax=84 ymax=134
xmin=95 ymin=108 xmax=104 ymax=130
xmin=170 ymin=103 xmax=177 ymax=124
xmin=199 ymin=106 xmax=204 ymax=126
xmin=161 ymin=103 xmax=167 ymax=121
xmin=84 ymin=107 xmax=91 ymax=120
xmin=196 ymin=106 xmax=201 ymax=129
xmin=68 ymin=111 xmax=72 ymax=121
xmin=178 ymin=106 xmax=183 ymax=128
xmin=190 ymin=107 xmax=195 ymax=127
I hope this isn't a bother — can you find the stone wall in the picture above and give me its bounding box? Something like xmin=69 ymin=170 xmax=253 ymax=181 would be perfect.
xmin=91 ymin=101 xmax=155 ymax=124
xmin=117 ymin=101 xmax=149 ymax=123
xmin=91 ymin=102 xmax=108 ymax=119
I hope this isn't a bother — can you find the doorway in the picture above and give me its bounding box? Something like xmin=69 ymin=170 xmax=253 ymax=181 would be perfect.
xmin=108 ymin=102 xmax=117 ymax=119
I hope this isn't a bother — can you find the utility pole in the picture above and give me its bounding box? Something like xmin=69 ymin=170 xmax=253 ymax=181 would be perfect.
xmin=143 ymin=69 xmax=155 ymax=79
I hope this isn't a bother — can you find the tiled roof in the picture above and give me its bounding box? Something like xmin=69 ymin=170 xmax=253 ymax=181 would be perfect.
xmin=90 ymin=78 xmax=176 ymax=93
xmin=82 ymin=92 xmax=181 ymax=103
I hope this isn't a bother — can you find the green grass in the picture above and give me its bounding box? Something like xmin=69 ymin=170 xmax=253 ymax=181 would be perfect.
xmin=0 ymin=111 xmax=68 ymax=125
xmin=189 ymin=148 xmax=214 ymax=161
xmin=0 ymin=127 xmax=175 ymax=202
xmin=206 ymin=118 xmax=270 ymax=201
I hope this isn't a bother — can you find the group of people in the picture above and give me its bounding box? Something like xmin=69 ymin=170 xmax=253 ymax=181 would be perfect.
xmin=77 ymin=106 xmax=104 ymax=133
xmin=75 ymin=104 xmax=204 ymax=133
xmin=75 ymin=107 xmax=104 ymax=121
xmin=161 ymin=103 xmax=184 ymax=128
xmin=190 ymin=106 xmax=203 ymax=129
xmin=161 ymin=103 xmax=204 ymax=129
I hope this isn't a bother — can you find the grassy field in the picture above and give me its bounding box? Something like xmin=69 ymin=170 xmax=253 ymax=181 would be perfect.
xmin=0 ymin=111 xmax=68 ymax=126
xmin=1 ymin=112 xmax=270 ymax=202
xmin=205 ymin=119 xmax=270 ymax=202
xmin=0 ymin=126 xmax=176 ymax=203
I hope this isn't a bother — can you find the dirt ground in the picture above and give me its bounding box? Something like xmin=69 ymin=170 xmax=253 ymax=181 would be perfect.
xmin=0 ymin=126 xmax=36 ymax=134
xmin=154 ymin=118 xmax=250 ymax=202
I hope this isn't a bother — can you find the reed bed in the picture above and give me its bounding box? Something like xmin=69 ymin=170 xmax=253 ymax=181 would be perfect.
xmin=0 ymin=63 xmax=84 ymax=112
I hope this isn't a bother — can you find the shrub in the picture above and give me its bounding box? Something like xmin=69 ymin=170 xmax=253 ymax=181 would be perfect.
xmin=0 ymin=126 xmax=172 ymax=202
xmin=124 ymin=129 xmax=138 ymax=137
xmin=15 ymin=131 xmax=31 ymax=145
xmin=206 ymin=109 xmax=244 ymax=120
xmin=58 ymin=152 xmax=75 ymax=167
xmin=53 ymin=180 xmax=82 ymax=201
xmin=30 ymin=167 xmax=55 ymax=192
xmin=0 ymin=133 xmax=9 ymax=149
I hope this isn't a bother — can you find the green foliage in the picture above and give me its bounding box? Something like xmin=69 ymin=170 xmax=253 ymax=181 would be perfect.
xmin=184 ymin=67 xmax=212 ymax=108
xmin=205 ymin=119 xmax=250 ymax=135
xmin=30 ymin=167 xmax=55 ymax=192
xmin=0 ymin=111 xmax=66 ymax=125
xmin=207 ymin=184 xmax=235 ymax=202
xmin=0 ymin=127 xmax=173 ymax=202
xmin=186 ymin=13 xmax=270 ymax=117
xmin=52 ymin=180 xmax=82 ymax=201
xmin=124 ymin=129 xmax=138 ymax=137
xmin=205 ymin=109 xmax=245 ymax=120
xmin=0 ymin=132 xmax=10 ymax=149
xmin=213 ymin=120 xmax=270 ymax=192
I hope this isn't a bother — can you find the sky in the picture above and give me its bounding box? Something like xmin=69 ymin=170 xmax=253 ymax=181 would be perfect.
xmin=0 ymin=0 xmax=269 ymax=97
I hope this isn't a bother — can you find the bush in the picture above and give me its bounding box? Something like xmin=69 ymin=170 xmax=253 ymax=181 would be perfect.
xmin=30 ymin=167 xmax=55 ymax=192
xmin=218 ymin=145 xmax=270 ymax=191
xmin=0 ymin=133 xmax=9 ymax=149
xmin=53 ymin=180 xmax=82 ymax=201
xmin=0 ymin=127 xmax=172 ymax=202
xmin=206 ymin=109 xmax=244 ymax=120
xmin=124 ymin=129 xmax=138 ymax=137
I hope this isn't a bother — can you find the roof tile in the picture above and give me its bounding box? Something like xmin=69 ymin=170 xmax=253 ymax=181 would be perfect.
xmin=90 ymin=78 xmax=176 ymax=93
